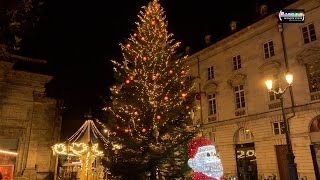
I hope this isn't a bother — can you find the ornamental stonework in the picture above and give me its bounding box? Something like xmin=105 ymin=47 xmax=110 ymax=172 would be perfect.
xmin=0 ymin=57 xmax=63 ymax=180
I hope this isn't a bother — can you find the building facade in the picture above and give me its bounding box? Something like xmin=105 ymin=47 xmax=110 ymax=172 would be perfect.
xmin=186 ymin=0 xmax=320 ymax=179
xmin=0 ymin=54 xmax=63 ymax=180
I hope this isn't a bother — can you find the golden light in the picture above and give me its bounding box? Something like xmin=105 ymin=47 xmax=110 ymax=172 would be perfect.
xmin=130 ymin=76 xmax=134 ymax=80
xmin=169 ymin=70 xmax=173 ymax=74
xmin=134 ymin=33 xmax=138 ymax=37
xmin=104 ymin=129 xmax=108 ymax=133
xmin=152 ymin=75 xmax=156 ymax=80
xmin=134 ymin=111 xmax=139 ymax=115
xmin=265 ymin=80 xmax=273 ymax=90
xmin=286 ymin=73 xmax=293 ymax=85
xmin=141 ymin=37 xmax=145 ymax=41
xmin=164 ymin=96 xmax=168 ymax=100
xmin=126 ymin=80 xmax=130 ymax=84
xmin=0 ymin=149 xmax=18 ymax=156
xmin=126 ymin=43 xmax=131 ymax=48
xmin=182 ymin=93 xmax=187 ymax=97
xmin=142 ymin=128 xmax=146 ymax=133
xmin=143 ymin=57 xmax=147 ymax=61
xmin=156 ymin=115 xmax=161 ymax=120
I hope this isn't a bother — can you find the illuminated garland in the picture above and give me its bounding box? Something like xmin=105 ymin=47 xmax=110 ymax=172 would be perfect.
xmin=52 ymin=119 xmax=106 ymax=178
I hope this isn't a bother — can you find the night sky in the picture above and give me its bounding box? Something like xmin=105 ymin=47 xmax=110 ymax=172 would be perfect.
xmin=19 ymin=0 xmax=264 ymax=139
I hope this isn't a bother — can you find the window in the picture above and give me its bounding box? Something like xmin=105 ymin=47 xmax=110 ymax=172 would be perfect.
xmin=306 ymin=62 xmax=320 ymax=93
xmin=263 ymin=40 xmax=275 ymax=58
xmin=273 ymin=122 xmax=286 ymax=135
xmin=208 ymin=94 xmax=217 ymax=116
xmin=239 ymin=128 xmax=252 ymax=141
xmin=207 ymin=66 xmax=214 ymax=80
xmin=302 ymin=23 xmax=317 ymax=44
xmin=233 ymin=55 xmax=241 ymax=70
xmin=269 ymin=74 xmax=280 ymax=101
xmin=235 ymin=85 xmax=245 ymax=109
xmin=208 ymin=132 xmax=216 ymax=143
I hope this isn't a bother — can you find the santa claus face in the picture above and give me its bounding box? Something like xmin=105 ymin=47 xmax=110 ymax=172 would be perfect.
xmin=188 ymin=145 xmax=224 ymax=179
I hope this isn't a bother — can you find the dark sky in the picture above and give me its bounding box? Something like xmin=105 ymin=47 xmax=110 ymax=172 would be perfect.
xmin=21 ymin=0 xmax=264 ymax=139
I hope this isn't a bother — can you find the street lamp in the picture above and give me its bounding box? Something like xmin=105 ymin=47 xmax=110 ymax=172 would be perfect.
xmin=265 ymin=73 xmax=298 ymax=180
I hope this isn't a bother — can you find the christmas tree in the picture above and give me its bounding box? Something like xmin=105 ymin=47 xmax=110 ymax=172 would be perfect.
xmin=103 ymin=0 xmax=198 ymax=179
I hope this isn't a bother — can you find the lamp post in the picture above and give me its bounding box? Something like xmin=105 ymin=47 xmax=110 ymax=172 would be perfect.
xmin=265 ymin=73 xmax=298 ymax=180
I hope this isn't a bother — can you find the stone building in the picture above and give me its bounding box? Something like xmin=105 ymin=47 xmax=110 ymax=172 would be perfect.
xmin=185 ymin=0 xmax=320 ymax=179
xmin=0 ymin=53 xmax=63 ymax=179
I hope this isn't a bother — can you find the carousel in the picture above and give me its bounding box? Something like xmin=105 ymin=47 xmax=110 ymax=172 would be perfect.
xmin=52 ymin=114 xmax=108 ymax=180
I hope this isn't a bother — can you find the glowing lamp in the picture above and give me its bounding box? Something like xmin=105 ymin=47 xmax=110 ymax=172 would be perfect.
xmin=265 ymin=80 xmax=273 ymax=91
xmin=286 ymin=73 xmax=293 ymax=85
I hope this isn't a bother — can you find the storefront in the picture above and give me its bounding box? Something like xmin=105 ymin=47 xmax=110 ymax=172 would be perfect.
xmin=310 ymin=115 xmax=320 ymax=180
xmin=235 ymin=143 xmax=258 ymax=180
xmin=0 ymin=138 xmax=18 ymax=180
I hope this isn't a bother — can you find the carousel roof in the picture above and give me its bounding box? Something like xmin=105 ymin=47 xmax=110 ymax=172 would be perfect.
xmin=67 ymin=114 xmax=108 ymax=145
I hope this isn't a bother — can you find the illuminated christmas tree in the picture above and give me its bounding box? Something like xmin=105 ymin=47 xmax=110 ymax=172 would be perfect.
xmin=103 ymin=0 xmax=198 ymax=179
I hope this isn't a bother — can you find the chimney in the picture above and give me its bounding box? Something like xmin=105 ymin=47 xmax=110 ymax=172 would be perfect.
xmin=185 ymin=46 xmax=191 ymax=55
xmin=229 ymin=21 xmax=238 ymax=32
xmin=258 ymin=4 xmax=268 ymax=16
xmin=204 ymin=34 xmax=212 ymax=45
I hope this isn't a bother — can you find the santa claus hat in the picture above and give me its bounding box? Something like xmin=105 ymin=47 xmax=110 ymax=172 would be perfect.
xmin=188 ymin=137 xmax=213 ymax=158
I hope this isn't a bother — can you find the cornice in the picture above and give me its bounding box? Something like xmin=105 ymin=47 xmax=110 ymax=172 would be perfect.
xmin=296 ymin=42 xmax=320 ymax=64
xmin=227 ymin=73 xmax=247 ymax=87
xmin=7 ymin=70 xmax=52 ymax=84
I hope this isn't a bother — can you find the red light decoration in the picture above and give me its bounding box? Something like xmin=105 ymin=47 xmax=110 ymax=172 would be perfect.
xmin=131 ymin=54 xmax=137 ymax=61
xmin=195 ymin=94 xmax=201 ymax=100
xmin=126 ymin=43 xmax=131 ymax=48
xmin=169 ymin=70 xmax=173 ymax=74
xmin=125 ymin=80 xmax=130 ymax=84
xmin=125 ymin=129 xmax=129 ymax=133
xmin=142 ymin=128 xmax=146 ymax=133
xmin=164 ymin=96 xmax=168 ymax=100
xmin=156 ymin=115 xmax=161 ymax=120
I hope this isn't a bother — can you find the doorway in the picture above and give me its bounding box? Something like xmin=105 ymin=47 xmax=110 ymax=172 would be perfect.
xmin=275 ymin=145 xmax=289 ymax=180
xmin=235 ymin=143 xmax=258 ymax=180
